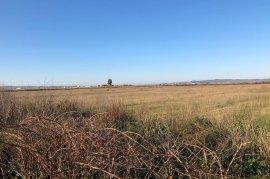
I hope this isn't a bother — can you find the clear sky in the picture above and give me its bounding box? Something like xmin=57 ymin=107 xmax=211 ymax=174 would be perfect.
xmin=0 ymin=0 xmax=270 ymax=86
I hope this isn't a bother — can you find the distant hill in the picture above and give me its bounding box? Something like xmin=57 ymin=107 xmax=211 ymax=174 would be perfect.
xmin=161 ymin=78 xmax=270 ymax=86
xmin=189 ymin=79 xmax=270 ymax=84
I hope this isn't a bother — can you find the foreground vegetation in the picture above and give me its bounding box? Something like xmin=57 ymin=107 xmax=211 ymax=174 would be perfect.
xmin=1 ymin=85 xmax=270 ymax=178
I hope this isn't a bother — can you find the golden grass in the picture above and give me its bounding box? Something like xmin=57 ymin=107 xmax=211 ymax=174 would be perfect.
xmin=1 ymin=84 xmax=269 ymax=178
xmin=13 ymin=84 xmax=270 ymax=121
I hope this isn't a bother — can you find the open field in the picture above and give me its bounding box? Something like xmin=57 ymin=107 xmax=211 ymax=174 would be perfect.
xmin=13 ymin=84 xmax=270 ymax=119
xmin=1 ymin=84 xmax=270 ymax=178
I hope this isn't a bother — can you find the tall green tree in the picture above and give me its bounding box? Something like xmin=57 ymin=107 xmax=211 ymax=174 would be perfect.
xmin=108 ymin=79 xmax=112 ymax=86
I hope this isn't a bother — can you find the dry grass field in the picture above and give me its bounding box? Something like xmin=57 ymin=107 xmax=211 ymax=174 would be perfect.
xmin=14 ymin=84 xmax=270 ymax=120
xmin=1 ymin=84 xmax=270 ymax=178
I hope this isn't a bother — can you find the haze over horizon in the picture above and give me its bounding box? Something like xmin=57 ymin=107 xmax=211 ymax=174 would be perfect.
xmin=1 ymin=0 xmax=270 ymax=86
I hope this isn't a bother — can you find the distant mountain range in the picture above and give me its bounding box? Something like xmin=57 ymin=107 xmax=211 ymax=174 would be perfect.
xmin=162 ymin=78 xmax=270 ymax=85
xmin=191 ymin=78 xmax=270 ymax=84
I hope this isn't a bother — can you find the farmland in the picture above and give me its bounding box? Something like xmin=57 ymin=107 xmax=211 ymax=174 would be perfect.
xmin=13 ymin=84 xmax=270 ymax=119
xmin=1 ymin=84 xmax=270 ymax=178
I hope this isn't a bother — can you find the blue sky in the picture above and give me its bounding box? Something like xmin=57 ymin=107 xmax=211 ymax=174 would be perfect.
xmin=0 ymin=0 xmax=270 ymax=85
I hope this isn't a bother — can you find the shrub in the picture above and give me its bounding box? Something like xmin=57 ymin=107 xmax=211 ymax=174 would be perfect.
xmin=0 ymin=93 xmax=269 ymax=178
